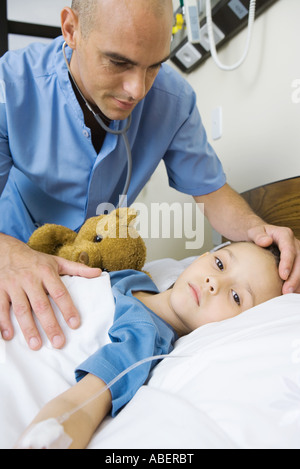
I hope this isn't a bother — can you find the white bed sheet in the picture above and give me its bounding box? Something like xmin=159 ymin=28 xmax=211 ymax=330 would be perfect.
xmin=93 ymin=294 xmax=300 ymax=449
xmin=0 ymin=258 xmax=300 ymax=449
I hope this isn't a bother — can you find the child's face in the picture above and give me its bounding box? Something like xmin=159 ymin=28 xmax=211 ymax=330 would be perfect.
xmin=170 ymin=243 xmax=282 ymax=333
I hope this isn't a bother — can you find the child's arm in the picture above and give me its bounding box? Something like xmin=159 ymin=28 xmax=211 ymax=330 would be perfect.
xmin=20 ymin=373 xmax=112 ymax=449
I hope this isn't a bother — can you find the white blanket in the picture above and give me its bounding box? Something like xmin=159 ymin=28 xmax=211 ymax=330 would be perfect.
xmin=0 ymin=273 xmax=115 ymax=449
xmin=1 ymin=263 xmax=300 ymax=449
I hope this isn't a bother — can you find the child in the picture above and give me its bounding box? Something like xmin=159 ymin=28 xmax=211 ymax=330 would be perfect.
xmin=17 ymin=241 xmax=283 ymax=449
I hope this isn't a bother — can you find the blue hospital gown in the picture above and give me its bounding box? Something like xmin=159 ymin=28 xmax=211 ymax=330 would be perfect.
xmin=75 ymin=270 xmax=177 ymax=417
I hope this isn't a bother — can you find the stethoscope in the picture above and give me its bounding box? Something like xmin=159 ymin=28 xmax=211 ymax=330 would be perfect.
xmin=62 ymin=41 xmax=132 ymax=209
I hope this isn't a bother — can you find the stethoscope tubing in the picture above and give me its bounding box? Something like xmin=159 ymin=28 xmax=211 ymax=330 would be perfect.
xmin=62 ymin=41 xmax=132 ymax=207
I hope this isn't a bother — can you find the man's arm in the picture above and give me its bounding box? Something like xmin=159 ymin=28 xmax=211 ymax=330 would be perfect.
xmin=194 ymin=183 xmax=300 ymax=294
xmin=17 ymin=373 xmax=112 ymax=449
xmin=195 ymin=183 xmax=269 ymax=241
xmin=0 ymin=233 xmax=101 ymax=349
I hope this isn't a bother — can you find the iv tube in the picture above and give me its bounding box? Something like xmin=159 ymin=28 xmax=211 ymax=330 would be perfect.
xmin=16 ymin=354 xmax=188 ymax=449
xmin=57 ymin=354 xmax=186 ymax=425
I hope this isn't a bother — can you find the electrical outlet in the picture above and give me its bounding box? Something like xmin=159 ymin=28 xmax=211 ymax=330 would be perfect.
xmin=175 ymin=42 xmax=202 ymax=68
xmin=199 ymin=22 xmax=225 ymax=52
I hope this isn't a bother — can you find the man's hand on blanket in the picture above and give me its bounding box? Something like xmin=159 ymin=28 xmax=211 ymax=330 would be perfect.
xmin=247 ymin=224 xmax=300 ymax=294
xmin=0 ymin=234 xmax=101 ymax=350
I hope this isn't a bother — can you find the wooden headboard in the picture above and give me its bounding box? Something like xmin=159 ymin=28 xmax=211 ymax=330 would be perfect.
xmin=241 ymin=177 xmax=300 ymax=239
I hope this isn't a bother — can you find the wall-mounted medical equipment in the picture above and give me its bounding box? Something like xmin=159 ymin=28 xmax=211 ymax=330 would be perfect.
xmin=171 ymin=0 xmax=279 ymax=73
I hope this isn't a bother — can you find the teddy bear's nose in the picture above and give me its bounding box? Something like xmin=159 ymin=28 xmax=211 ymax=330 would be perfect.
xmin=78 ymin=251 xmax=89 ymax=265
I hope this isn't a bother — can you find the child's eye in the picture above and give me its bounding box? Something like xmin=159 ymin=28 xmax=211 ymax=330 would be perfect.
xmin=215 ymin=257 xmax=224 ymax=271
xmin=232 ymin=290 xmax=241 ymax=306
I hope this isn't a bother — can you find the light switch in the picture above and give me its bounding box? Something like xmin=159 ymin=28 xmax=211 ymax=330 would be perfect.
xmin=212 ymin=106 xmax=222 ymax=140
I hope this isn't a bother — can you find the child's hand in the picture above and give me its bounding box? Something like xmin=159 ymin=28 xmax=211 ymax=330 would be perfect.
xmin=15 ymin=374 xmax=112 ymax=449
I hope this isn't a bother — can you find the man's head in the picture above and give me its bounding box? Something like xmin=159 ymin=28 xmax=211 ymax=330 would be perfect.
xmin=61 ymin=0 xmax=173 ymax=120
xmin=169 ymin=242 xmax=283 ymax=333
xmin=71 ymin=0 xmax=98 ymax=38
xmin=71 ymin=0 xmax=171 ymax=38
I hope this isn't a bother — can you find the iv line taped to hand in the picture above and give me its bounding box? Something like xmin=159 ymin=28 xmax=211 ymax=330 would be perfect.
xmin=15 ymin=353 xmax=188 ymax=449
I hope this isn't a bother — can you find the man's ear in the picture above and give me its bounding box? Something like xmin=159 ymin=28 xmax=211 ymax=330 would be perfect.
xmin=61 ymin=7 xmax=80 ymax=50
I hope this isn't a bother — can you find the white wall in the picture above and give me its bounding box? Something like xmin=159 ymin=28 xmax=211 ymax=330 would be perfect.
xmin=185 ymin=0 xmax=300 ymax=193
xmin=6 ymin=0 xmax=300 ymax=262
xmin=7 ymin=0 xmax=71 ymax=49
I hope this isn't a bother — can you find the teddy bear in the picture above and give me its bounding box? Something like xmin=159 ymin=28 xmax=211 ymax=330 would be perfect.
xmin=27 ymin=207 xmax=146 ymax=272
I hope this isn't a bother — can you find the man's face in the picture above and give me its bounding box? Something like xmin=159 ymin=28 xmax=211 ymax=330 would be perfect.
xmin=69 ymin=1 xmax=173 ymax=120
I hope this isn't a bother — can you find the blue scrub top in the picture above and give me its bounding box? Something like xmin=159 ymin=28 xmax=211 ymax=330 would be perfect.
xmin=0 ymin=37 xmax=226 ymax=242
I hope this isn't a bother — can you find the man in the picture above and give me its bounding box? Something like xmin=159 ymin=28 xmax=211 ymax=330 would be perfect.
xmin=0 ymin=0 xmax=299 ymax=351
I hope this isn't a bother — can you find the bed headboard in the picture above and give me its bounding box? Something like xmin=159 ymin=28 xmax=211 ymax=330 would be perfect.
xmin=241 ymin=177 xmax=300 ymax=240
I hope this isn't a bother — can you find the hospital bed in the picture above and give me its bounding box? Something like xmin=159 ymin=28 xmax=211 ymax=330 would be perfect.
xmin=1 ymin=176 xmax=300 ymax=450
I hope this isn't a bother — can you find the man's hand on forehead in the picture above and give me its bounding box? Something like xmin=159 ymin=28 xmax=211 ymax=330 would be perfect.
xmin=247 ymin=224 xmax=300 ymax=294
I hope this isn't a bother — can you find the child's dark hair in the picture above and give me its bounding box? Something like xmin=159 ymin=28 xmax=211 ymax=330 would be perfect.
xmin=265 ymin=244 xmax=281 ymax=268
